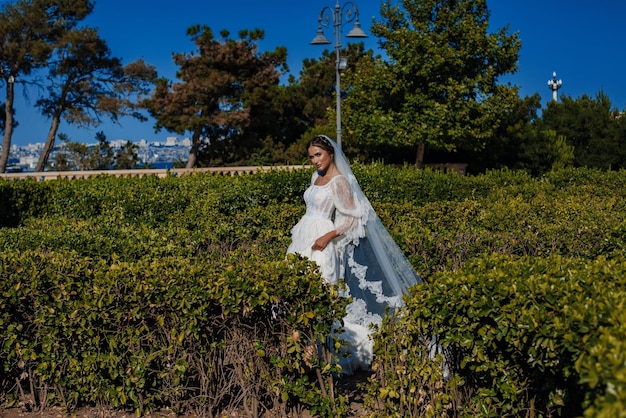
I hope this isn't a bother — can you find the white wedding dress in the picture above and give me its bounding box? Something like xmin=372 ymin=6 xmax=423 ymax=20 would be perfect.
xmin=287 ymin=174 xmax=361 ymax=286
xmin=287 ymin=138 xmax=421 ymax=373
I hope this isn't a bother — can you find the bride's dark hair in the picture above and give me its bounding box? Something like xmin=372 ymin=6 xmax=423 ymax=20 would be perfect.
xmin=307 ymin=135 xmax=335 ymax=156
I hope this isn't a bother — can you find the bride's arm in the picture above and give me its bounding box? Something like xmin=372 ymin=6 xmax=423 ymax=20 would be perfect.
xmin=331 ymin=176 xmax=359 ymax=235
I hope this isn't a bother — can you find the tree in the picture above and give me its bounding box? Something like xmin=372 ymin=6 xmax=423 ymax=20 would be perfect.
xmin=289 ymin=54 xmax=337 ymax=131
xmin=516 ymin=130 xmax=574 ymax=175
xmin=52 ymin=135 xmax=91 ymax=171
xmin=540 ymin=91 xmax=626 ymax=170
xmin=142 ymin=25 xmax=286 ymax=168
xmin=343 ymin=0 xmax=521 ymax=166
xmin=0 ymin=0 xmax=94 ymax=172
xmin=462 ymin=93 xmax=541 ymax=172
xmin=89 ymin=131 xmax=114 ymax=169
xmin=237 ymin=44 xmax=370 ymax=165
xmin=51 ymin=133 xmax=72 ymax=171
xmin=34 ymin=27 xmax=157 ymax=172
xmin=114 ymin=140 xmax=139 ymax=169
xmin=48 ymin=132 xmax=139 ymax=171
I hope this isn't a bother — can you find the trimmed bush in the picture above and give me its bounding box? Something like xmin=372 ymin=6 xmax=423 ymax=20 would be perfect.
xmin=368 ymin=254 xmax=626 ymax=417
xmin=0 ymin=249 xmax=349 ymax=416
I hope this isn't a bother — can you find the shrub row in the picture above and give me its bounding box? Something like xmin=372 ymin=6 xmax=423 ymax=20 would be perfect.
xmin=4 ymin=166 xmax=626 ymax=227
xmin=368 ymin=254 xmax=626 ymax=417
xmin=3 ymin=167 xmax=626 ymax=276
xmin=0 ymin=248 xmax=349 ymax=416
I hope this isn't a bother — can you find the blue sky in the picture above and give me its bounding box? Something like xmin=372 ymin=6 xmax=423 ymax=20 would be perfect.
xmin=8 ymin=0 xmax=626 ymax=146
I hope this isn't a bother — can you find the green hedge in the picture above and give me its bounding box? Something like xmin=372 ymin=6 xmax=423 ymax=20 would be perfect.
xmin=2 ymin=166 xmax=626 ymax=416
xmin=0 ymin=249 xmax=349 ymax=416
xmin=368 ymin=254 xmax=626 ymax=417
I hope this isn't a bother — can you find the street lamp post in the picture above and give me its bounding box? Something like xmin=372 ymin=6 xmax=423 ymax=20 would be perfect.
xmin=311 ymin=0 xmax=367 ymax=150
xmin=547 ymin=71 xmax=563 ymax=103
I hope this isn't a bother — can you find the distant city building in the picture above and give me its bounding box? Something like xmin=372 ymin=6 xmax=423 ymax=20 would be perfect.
xmin=109 ymin=139 xmax=130 ymax=148
xmin=3 ymin=136 xmax=191 ymax=172
xmin=19 ymin=156 xmax=38 ymax=170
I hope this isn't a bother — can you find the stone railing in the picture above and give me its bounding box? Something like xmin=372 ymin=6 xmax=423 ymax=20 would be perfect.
xmin=0 ymin=165 xmax=308 ymax=181
xmin=424 ymin=163 xmax=468 ymax=175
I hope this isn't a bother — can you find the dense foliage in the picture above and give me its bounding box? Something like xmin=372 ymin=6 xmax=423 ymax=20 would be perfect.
xmin=539 ymin=92 xmax=626 ymax=170
xmin=1 ymin=166 xmax=626 ymax=416
xmin=344 ymin=0 xmax=521 ymax=166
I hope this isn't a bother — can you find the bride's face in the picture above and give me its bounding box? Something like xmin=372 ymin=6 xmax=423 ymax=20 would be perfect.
xmin=308 ymin=145 xmax=334 ymax=174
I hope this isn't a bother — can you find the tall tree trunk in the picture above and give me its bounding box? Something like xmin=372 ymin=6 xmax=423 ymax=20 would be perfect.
xmin=416 ymin=142 xmax=426 ymax=169
xmin=0 ymin=77 xmax=16 ymax=173
xmin=35 ymin=115 xmax=61 ymax=172
xmin=185 ymin=127 xmax=203 ymax=169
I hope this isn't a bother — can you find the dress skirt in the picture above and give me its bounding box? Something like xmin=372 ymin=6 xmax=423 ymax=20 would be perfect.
xmin=287 ymin=213 xmax=376 ymax=372
xmin=287 ymin=214 xmax=339 ymax=284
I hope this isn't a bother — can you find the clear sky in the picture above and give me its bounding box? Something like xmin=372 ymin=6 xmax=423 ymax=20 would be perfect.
xmin=8 ymin=0 xmax=626 ymax=146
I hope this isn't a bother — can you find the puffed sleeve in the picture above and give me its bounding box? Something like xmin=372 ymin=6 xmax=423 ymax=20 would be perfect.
xmin=331 ymin=175 xmax=365 ymax=241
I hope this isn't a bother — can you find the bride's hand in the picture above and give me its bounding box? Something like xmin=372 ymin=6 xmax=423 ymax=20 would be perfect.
xmin=312 ymin=232 xmax=336 ymax=251
xmin=312 ymin=237 xmax=330 ymax=251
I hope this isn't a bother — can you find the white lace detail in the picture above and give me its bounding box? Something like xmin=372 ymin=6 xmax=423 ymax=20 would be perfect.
xmin=345 ymin=245 xmax=404 ymax=308
xmin=345 ymin=298 xmax=382 ymax=329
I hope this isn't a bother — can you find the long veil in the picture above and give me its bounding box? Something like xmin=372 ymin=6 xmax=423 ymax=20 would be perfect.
xmin=321 ymin=135 xmax=421 ymax=311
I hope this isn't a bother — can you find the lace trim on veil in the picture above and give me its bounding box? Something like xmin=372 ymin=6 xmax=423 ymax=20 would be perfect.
xmin=346 ymin=245 xmax=403 ymax=308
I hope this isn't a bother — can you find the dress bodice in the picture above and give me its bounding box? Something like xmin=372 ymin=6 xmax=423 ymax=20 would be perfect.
xmin=302 ymin=174 xmax=360 ymax=236
xmin=303 ymin=182 xmax=336 ymax=219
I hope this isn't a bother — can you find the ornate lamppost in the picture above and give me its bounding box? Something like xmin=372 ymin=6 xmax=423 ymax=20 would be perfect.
xmin=311 ymin=1 xmax=367 ymax=150
xmin=548 ymin=71 xmax=563 ymax=103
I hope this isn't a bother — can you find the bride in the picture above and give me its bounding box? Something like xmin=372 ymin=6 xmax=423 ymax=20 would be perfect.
xmin=287 ymin=135 xmax=421 ymax=373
